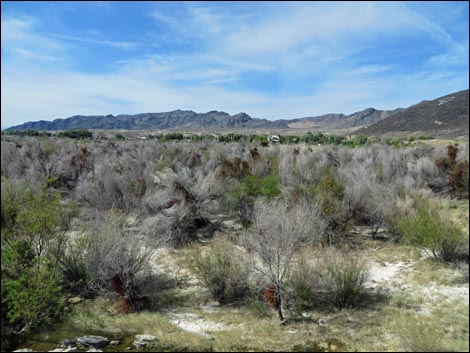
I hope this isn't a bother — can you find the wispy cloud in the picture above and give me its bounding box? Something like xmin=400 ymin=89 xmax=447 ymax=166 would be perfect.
xmin=1 ymin=1 xmax=468 ymax=127
xmin=47 ymin=33 xmax=138 ymax=50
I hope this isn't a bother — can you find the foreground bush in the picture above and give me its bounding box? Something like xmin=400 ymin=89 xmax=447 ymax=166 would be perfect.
xmin=243 ymin=199 xmax=325 ymax=321
xmin=286 ymin=254 xmax=319 ymax=306
xmin=72 ymin=213 xmax=153 ymax=311
xmin=1 ymin=179 xmax=71 ymax=337
xmin=193 ymin=236 xmax=250 ymax=304
xmin=394 ymin=196 xmax=468 ymax=263
xmin=320 ymin=252 xmax=369 ymax=308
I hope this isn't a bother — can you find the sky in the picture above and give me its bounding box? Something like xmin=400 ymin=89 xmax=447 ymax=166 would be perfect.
xmin=1 ymin=1 xmax=469 ymax=128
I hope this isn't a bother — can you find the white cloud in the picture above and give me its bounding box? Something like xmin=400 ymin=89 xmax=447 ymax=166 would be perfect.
xmin=1 ymin=2 xmax=468 ymax=128
xmin=47 ymin=33 xmax=138 ymax=50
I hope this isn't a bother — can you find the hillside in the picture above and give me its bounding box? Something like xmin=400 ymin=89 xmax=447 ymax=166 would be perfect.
xmin=7 ymin=107 xmax=397 ymax=132
xmin=6 ymin=89 xmax=468 ymax=134
xmin=357 ymin=89 xmax=469 ymax=137
xmin=7 ymin=110 xmax=289 ymax=131
xmin=284 ymin=108 xmax=402 ymax=129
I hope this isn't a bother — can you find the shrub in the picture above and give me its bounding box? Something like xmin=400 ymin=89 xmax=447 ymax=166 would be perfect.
xmin=192 ymin=237 xmax=250 ymax=304
xmin=1 ymin=179 xmax=72 ymax=334
xmin=249 ymin=294 xmax=271 ymax=318
xmin=243 ymin=199 xmax=325 ymax=321
xmin=2 ymin=255 xmax=64 ymax=330
xmin=394 ymin=196 xmax=468 ymax=262
xmin=287 ymin=254 xmax=319 ymax=304
xmin=219 ymin=157 xmax=250 ymax=180
xmin=144 ymin=167 xmax=222 ymax=246
xmin=310 ymin=169 xmax=351 ymax=244
xmin=241 ymin=174 xmax=281 ymax=200
xmin=396 ymin=316 xmax=447 ymax=352
xmin=320 ymin=252 xmax=369 ymax=308
xmin=229 ymin=174 xmax=281 ymax=228
xmin=449 ymin=161 xmax=469 ymax=199
xmin=79 ymin=213 xmax=152 ymax=305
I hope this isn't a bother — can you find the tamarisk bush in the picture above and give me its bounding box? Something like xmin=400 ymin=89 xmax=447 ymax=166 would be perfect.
xmin=243 ymin=199 xmax=325 ymax=322
xmin=143 ymin=167 xmax=223 ymax=246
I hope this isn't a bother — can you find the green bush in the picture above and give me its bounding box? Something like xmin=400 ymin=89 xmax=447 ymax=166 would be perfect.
xmin=309 ymin=168 xmax=351 ymax=244
xmin=1 ymin=179 xmax=71 ymax=333
xmin=394 ymin=196 xmax=468 ymax=262
xmin=192 ymin=237 xmax=250 ymax=304
xmin=241 ymin=174 xmax=281 ymax=199
xmin=2 ymin=256 xmax=64 ymax=329
xmin=249 ymin=294 xmax=271 ymax=318
xmin=229 ymin=174 xmax=281 ymax=227
xmin=287 ymin=255 xmax=318 ymax=305
xmin=320 ymin=253 xmax=369 ymax=308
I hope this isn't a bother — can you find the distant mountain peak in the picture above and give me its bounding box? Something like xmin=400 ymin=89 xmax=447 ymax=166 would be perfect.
xmin=6 ymin=89 xmax=467 ymax=136
xmin=356 ymin=89 xmax=469 ymax=137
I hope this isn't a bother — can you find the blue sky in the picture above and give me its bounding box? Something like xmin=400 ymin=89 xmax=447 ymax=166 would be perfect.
xmin=1 ymin=1 xmax=469 ymax=127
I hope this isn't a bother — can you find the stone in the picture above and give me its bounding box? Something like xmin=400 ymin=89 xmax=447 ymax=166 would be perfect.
xmin=67 ymin=297 xmax=83 ymax=304
xmin=58 ymin=339 xmax=75 ymax=347
xmin=76 ymin=336 xmax=110 ymax=348
xmin=135 ymin=334 xmax=157 ymax=342
xmin=110 ymin=340 xmax=120 ymax=345
xmin=133 ymin=341 xmax=147 ymax=348
xmin=13 ymin=350 xmax=33 ymax=352
xmin=49 ymin=348 xmax=79 ymax=352
xmin=87 ymin=349 xmax=103 ymax=352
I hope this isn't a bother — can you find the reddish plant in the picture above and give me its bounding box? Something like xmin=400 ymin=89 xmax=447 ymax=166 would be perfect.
xmin=263 ymin=283 xmax=280 ymax=309
xmin=449 ymin=161 xmax=469 ymax=198
xmin=110 ymin=273 xmax=125 ymax=297
xmin=447 ymin=145 xmax=458 ymax=163
xmin=220 ymin=157 xmax=250 ymax=179
xmin=250 ymin=147 xmax=260 ymax=160
xmin=117 ymin=296 xmax=131 ymax=313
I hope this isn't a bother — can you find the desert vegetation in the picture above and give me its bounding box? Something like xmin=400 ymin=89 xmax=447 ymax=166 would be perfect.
xmin=1 ymin=133 xmax=469 ymax=351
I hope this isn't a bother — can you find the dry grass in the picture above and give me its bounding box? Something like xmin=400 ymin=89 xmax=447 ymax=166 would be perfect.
xmin=25 ymin=231 xmax=468 ymax=352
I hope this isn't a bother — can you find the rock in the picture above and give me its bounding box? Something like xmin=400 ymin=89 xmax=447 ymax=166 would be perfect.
xmin=110 ymin=340 xmax=120 ymax=345
xmin=49 ymin=348 xmax=79 ymax=352
xmin=87 ymin=349 xmax=103 ymax=352
xmin=133 ymin=341 xmax=147 ymax=348
xmin=58 ymin=339 xmax=75 ymax=347
xmin=135 ymin=334 xmax=157 ymax=342
xmin=13 ymin=350 xmax=33 ymax=352
xmin=67 ymin=297 xmax=83 ymax=304
xmin=76 ymin=336 xmax=110 ymax=348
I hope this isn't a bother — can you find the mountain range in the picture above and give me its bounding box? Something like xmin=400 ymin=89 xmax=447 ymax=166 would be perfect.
xmin=356 ymin=89 xmax=468 ymax=137
xmin=6 ymin=89 xmax=469 ymax=137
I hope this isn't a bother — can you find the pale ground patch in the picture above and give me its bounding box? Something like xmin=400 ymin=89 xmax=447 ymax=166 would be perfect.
xmin=168 ymin=311 xmax=231 ymax=333
xmin=366 ymin=254 xmax=469 ymax=318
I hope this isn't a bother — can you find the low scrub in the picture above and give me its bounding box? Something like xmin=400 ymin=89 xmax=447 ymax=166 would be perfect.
xmin=396 ymin=316 xmax=448 ymax=352
xmin=393 ymin=196 xmax=468 ymax=263
xmin=320 ymin=252 xmax=370 ymax=309
xmin=192 ymin=236 xmax=250 ymax=304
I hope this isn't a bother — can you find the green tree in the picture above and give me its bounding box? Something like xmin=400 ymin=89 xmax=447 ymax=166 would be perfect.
xmin=1 ymin=179 xmax=72 ymax=335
